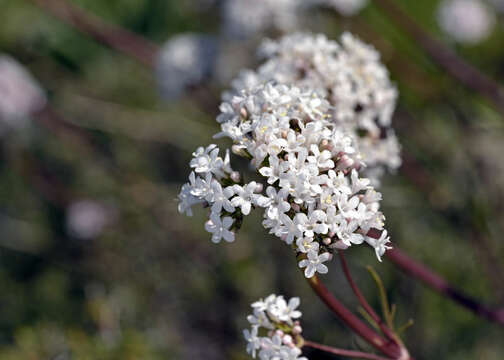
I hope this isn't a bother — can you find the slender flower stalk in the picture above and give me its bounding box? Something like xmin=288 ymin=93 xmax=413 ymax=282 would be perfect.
xmin=385 ymin=247 xmax=504 ymax=327
xmin=371 ymin=0 xmax=504 ymax=115
xmin=303 ymin=340 xmax=394 ymax=360
xmin=338 ymin=252 xmax=398 ymax=342
xmin=303 ymin=272 xmax=408 ymax=359
xmin=365 ymin=229 xmax=504 ymax=327
xmin=28 ymin=0 xmax=159 ymax=67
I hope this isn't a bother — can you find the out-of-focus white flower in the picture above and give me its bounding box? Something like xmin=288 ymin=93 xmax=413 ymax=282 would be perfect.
xmin=222 ymin=0 xmax=301 ymax=39
xmin=244 ymin=294 xmax=307 ymax=360
xmin=437 ymin=0 xmax=495 ymax=44
xmin=155 ymin=33 xmax=216 ymax=100
xmin=66 ymin=200 xmax=112 ymax=240
xmin=0 ymin=55 xmax=46 ymax=129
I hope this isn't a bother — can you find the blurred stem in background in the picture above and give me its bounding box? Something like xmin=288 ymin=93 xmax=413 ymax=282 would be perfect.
xmin=371 ymin=0 xmax=504 ymax=115
xmin=23 ymin=0 xmax=504 ymax=330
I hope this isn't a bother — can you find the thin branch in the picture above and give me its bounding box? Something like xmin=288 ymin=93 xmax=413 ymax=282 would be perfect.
xmin=28 ymin=0 xmax=159 ymax=67
xmin=303 ymin=340 xmax=394 ymax=360
xmin=371 ymin=0 xmax=504 ymax=115
xmin=338 ymin=252 xmax=398 ymax=343
xmin=303 ymin=273 xmax=407 ymax=359
xmin=365 ymin=229 xmax=504 ymax=326
xmin=386 ymin=247 xmax=504 ymax=326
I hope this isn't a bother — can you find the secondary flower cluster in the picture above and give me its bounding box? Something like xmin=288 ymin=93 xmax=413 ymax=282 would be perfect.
xmin=225 ymin=32 xmax=401 ymax=185
xmin=178 ymin=80 xmax=392 ymax=277
xmin=243 ymin=294 xmax=306 ymax=360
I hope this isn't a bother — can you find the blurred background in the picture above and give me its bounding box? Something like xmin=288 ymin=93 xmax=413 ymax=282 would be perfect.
xmin=0 ymin=0 xmax=504 ymax=359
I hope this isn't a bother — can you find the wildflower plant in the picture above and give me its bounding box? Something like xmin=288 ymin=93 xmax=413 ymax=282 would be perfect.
xmin=176 ymin=31 xmax=411 ymax=359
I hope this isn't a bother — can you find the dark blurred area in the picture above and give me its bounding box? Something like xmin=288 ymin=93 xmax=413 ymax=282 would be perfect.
xmin=0 ymin=0 xmax=503 ymax=359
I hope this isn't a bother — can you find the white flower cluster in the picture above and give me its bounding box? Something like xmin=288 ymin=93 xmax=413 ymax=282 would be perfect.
xmin=155 ymin=33 xmax=216 ymax=100
xmin=225 ymin=32 xmax=401 ymax=185
xmin=178 ymin=33 xmax=394 ymax=278
xmin=243 ymin=294 xmax=306 ymax=360
xmin=437 ymin=0 xmax=495 ymax=44
xmin=178 ymin=144 xmax=264 ymax=243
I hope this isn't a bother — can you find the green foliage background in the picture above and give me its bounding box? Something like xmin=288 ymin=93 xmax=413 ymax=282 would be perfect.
xmin=0 ymin=0 xmax=503 ymax=359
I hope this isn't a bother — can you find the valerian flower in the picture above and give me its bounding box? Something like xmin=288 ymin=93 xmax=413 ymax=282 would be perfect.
xmin=244 ymin=294 xmax=307 ymax=360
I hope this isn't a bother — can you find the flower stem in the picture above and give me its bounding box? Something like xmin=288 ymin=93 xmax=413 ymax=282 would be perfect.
xmin=371 ymin=0 xmax=504 ymax=115
xmin=338 ymin=251 xmax=399 ymax=343
xmin=385 ymin=246 xmax=504 ymax=326
xmin=303 ymin=273 xmax=407 ymax=359
xmin=303 ymin=340 xmax=395 ymax=360
xmin=28 ymin=0 xmax=159 ymax=67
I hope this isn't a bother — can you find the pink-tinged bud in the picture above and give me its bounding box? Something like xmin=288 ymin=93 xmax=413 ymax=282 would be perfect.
xmin=336 ymin=154 xmax=355 ymax=171
xmin=321 ymin=139 xmax=329 ymax=148
xmin=292 ymin=325 xmax=302 ymax=334
xmin=331 ymin=240 xmax=349 ymax=250
xmin=275 ymin=329 xmax=284 ymax=337
xmin=323 ymin=237 xmax=332 ymax=245
xmin=284 ymin=153 xmax=289 ymax=161
xmin=255 ymin=183 xmax=263 ymax=193
xmin=328 ymin=231 xmax=335 ymax=238
xmin=280 ymin=234 xmax=287 ymax=242
xmin=282 ymin=334 xmax=293 ymax=345
xmin=240 ymin=107 xmax=248 ymax=118
xmin=230 ymin=171 xmax=241 ymax=183
xmin=291 ymin=203 xmax=300 ymax=212
xmin=281 ymin=130 xmax=288 ymax=138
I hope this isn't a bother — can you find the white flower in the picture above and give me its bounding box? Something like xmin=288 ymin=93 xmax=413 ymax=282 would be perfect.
xmin=335 ymin=220 xmax=364 ymax=246
xmin=178 ymin=183 xmax=204 ymax=216
xmin=244 ymin=325 xmax=261 ymax=358
xmin=190 ymin=144 xmax=224 ymax=175
xmin=232 ymin=182 xmax=261 ymax=215
xmin=205 ymin=214 xmax=235 ymax=243
xmin=295 ymin=210 xmax=328 ymax=238
xmin=209 ymin=180 xmax=235 ymax=215
xmin=269 ymin=296 xmax=302 ymax=323
xmin=298 ymin=250 xmax=331 ymax=278
xmin=366 ymin=230 xmax=392 ymax=261
xmin=255 ymin=187 xmax=291 ymax=220
xmin=277 ymin=214 xmax=304 ymax=244
xmin=296 ymin=237 xmax=319 ymax=253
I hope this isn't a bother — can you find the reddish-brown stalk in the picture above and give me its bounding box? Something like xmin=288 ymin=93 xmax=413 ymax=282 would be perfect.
xmin=304 ymin=273 xmax=409 ymax=359
xmin=338 ymin=251 xmax=399 ymax=342
xmin=303 ymin=340 xmax=395 ymax=360
xmin=371 ymin=0 xmax=504 ymax=115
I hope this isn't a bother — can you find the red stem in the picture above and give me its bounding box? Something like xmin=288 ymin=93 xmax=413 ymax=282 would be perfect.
xmin=372 ymin=0 xmax=504 ymax=115
xmin=386 ymin=247 xmax=504 ymax=326
xmin=338 ymin=251 xmax=398 ymax=342
xmin=28 ymin=0 xmax=159 ymax=68
xmin=304 ymin=274 xmax=406 ymax=359
xmin=365 ymin=228 xmax=504 ymax=326
xmin=303 ymin=340 xmax=394 ymax=360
